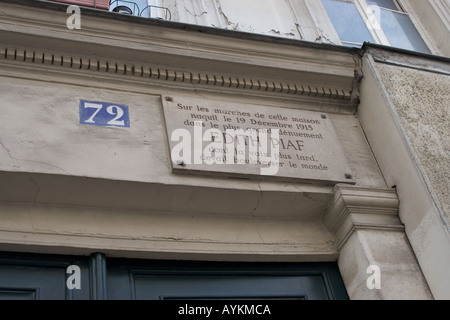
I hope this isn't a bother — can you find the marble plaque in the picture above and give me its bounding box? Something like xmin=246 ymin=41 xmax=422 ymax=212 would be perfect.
xmin=162 ymin=96 xmax=354 ymax=185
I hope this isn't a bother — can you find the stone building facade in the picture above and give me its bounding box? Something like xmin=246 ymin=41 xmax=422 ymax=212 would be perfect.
xmin=0 ymin=0 xmax=448 ymax=300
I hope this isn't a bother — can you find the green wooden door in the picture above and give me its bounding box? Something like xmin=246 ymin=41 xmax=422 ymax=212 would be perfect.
xmin=106 ymin=259 xmax=349 ymax=300
xmin=0 ymin=252 xmax=348 ymax=300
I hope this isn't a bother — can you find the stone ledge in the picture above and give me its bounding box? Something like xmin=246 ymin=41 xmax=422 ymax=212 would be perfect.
xmin=0 ymin=170 xmax=333 ymax=219
xmin=0 ymin=202 xmax=338 ymax=262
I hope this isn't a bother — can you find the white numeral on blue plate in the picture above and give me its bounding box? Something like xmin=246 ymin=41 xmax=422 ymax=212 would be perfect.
xmin=79 ymin=100 xmax=130 ymax=128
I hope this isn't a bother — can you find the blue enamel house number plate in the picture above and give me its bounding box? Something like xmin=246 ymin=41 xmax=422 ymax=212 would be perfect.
xmin=79 ymin=100 xmax=130 ymax=127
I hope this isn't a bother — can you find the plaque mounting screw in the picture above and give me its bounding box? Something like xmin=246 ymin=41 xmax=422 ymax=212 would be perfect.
xmin=345 ymin=174 xmax=353 ymax=180
xmin=165 ymin=96 xmax=173 ymax=102
xmin=176 ymin=160 xmax=185 ymax=167
xmin=321 ymin=114 xmax=327 ymax=119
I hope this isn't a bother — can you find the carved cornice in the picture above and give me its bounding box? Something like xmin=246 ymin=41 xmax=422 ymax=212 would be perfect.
xmin=0 ymin=45 xmax=352 ymax=102
xmin=0 ymin=0 xmax=359 ymax=113
xmin=324 ymin=185 xmax=403 ymax=250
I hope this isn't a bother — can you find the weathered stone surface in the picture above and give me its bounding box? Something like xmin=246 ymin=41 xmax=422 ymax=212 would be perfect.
xmin=377 ymin=63 xmax=450 ymax=222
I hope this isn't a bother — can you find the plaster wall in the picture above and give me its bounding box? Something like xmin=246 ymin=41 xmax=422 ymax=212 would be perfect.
xmin=375 ymin=63 xmax=450 ymax=220
xmin=359 ymin=51 xmax=450 ymax=299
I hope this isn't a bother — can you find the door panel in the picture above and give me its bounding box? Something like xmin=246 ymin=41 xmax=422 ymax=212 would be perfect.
xmin=0 ymin=288 xmax=38 ymax=300
xmin=107 ymin=260 xmax=349 ymax=300
xmin=0 ymin=265 xmax=65 ymax=300
xmin=134 ymin=275 xmax=318 ymax=300
xmin=0 ymin=252 xmax=90 ymax=300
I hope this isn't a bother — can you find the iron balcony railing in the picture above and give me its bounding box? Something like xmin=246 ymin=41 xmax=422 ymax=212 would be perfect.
xmin=110 ymin=0 xmax=172 ymax=20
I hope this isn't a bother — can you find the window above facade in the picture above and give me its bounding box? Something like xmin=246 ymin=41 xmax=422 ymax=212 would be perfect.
xmin=321 ymin=0 xmax=431 ymax=53
xmin=125 ymin=0 xmax=435 ymax=55
xmin=45 ymin=0 xmax=447 ymax=56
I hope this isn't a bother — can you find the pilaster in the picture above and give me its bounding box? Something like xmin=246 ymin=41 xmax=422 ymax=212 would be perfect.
xmin=324 ymin=185 xmax=433 ymax=299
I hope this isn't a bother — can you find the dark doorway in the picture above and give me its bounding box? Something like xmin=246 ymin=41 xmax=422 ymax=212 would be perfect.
xmin=0 ymin=252 xmax=348 ymax=300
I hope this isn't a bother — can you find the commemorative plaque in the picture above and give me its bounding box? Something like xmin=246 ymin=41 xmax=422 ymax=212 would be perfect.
xmin=162 ymin=96 xmax=354 ymax=185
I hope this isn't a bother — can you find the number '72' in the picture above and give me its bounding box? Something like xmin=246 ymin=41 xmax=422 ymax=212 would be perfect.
xmin=79 ymin=100 xmax=130 ymax=128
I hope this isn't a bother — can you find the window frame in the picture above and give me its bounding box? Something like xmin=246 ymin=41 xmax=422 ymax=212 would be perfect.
xmin=394 ymin=0 xmax=440 ymax=54
xmin=314 ymin=0 xmax=436 ymax=54
xmin=355 ymin=0 xmax=391 ymax=45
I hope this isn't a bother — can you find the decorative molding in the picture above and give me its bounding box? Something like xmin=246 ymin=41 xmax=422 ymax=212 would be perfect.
xmin=0 ymin=46 xmax=353 ymax=102
xmin=0 ymin=0 xmax=360 ymax=113
xmin=324 ymin=185 xmax=403 ymax=250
